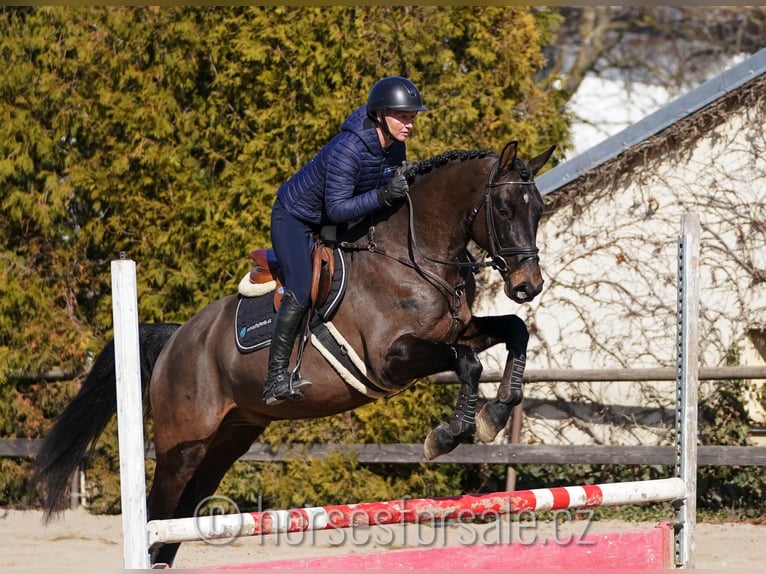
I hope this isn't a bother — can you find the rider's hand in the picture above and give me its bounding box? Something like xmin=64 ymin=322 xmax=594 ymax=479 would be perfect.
xmin=376 ymin=167 xmax=409 ymax=207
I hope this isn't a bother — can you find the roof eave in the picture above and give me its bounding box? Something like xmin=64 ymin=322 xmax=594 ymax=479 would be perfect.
xmin=538 ymin=48 xmax=766 ymax=197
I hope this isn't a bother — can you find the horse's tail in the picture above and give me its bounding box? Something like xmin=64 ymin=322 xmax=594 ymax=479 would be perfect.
xmin=31 ymin=322 xmax=181 ymax=522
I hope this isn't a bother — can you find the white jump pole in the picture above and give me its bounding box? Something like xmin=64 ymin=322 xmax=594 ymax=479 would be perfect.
xmin=111 ymin=257 xmax=151 ymax=569
xmin=675 ymin=213 xmax=699 ymax=569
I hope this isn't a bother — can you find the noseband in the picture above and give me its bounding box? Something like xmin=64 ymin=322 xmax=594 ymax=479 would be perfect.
xmin=466 ymin=159 xmax=540 ymax=275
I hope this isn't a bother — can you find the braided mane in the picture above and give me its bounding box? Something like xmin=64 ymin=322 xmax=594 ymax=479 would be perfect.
xmin=401 ymin=149 xmax=493 ymax=184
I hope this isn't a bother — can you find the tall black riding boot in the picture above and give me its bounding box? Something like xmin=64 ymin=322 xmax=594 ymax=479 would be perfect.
xmin=263 ymin=290 xmax=312 ymax=406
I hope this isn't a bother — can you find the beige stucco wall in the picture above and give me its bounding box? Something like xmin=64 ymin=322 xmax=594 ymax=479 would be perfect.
xmin=478 ymin=98 xmax=766 ymax=445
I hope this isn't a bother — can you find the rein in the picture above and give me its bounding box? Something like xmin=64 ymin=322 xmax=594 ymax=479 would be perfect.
xmin=346 ymin=200 xmax=471 ymax=307
xmin=339 ymin=158 xmax=540 ymax=331
xmin=339 ymin=195 xmax=471 ymax=335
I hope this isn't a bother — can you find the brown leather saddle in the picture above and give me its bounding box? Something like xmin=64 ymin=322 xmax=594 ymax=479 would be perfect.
xmin=246 ymin=237 xmax=335 ymax=311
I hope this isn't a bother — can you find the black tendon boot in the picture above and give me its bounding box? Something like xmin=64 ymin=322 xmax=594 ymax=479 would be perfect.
xmin=263 ymin=290 xmax=312 ymax=406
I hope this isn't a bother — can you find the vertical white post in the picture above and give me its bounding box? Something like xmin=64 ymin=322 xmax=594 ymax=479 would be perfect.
xmin=675 ymin=213 xmax=699 ymax=569
xmin=111 ymin=258 xmax=150 ymax=569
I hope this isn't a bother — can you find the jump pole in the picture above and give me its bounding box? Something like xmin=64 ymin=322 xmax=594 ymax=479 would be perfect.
xmin=111 ymin=256 xmax=151 ymax=569
xmin=146 ymin=477 xmax=686 ymax=547
xmin=675 ymin=213 xmax=699 ymax=568
xmin=112 ymin=213 xmax=700 ymax=569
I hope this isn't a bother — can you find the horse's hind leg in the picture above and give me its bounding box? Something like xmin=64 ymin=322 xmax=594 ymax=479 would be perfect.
xmin=147 ymin=437 xmax=212 ymax=566
xmin=147 ymin=390 xmax=230 ymax=563
xmin=150 ymin=422 xmax=266 ymax=566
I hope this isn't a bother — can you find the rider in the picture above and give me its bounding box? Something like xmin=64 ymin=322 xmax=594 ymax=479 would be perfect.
xmin=263 ymin=76 xmax=428 ymax=406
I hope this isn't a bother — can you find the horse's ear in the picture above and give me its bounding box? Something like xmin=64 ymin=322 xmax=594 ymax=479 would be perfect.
xmin=528 ymin=145 xmax=556 ymax=175
xmin=497 ymin=141 xmax=519 ymax=174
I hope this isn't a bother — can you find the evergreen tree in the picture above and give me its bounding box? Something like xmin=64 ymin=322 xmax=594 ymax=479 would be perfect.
xmin=0 ymin=6 xmax=567 ymax=509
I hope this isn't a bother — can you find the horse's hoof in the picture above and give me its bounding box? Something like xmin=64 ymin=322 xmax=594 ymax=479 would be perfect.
xmin=423 ymin=423 xmax=460 ymax=460
xmin=475 ymin=401 xmax=512 ymax=443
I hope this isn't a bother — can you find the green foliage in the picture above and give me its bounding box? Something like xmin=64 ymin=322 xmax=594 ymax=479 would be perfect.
xmin=692 ymin=347 xmax=766 ymax=518
xmin=218 ymin=383 xmax=477 ymax=510
xmin=0 ymin=6 xmax=572 ymax=511
xmin=1 ymin=6 xmax=568 ymax=376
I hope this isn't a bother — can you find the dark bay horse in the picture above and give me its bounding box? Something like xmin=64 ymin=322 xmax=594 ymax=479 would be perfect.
xmin=32 ymin=141 xmax=554 ymax=566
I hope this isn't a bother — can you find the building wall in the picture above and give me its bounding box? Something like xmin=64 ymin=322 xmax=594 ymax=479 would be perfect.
xmin=478 ymin=96 xmax=766 ymax=445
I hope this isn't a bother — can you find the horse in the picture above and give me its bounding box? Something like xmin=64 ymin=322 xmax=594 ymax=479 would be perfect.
xmin=31 ymin=140 xmax=555 ymax=566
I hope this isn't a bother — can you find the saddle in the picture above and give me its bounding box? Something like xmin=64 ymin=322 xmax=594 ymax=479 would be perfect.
xmin=235 ymin=236 xmax=388 ymax=398
xmin=245 ymin=236 xmax=335 ymax=311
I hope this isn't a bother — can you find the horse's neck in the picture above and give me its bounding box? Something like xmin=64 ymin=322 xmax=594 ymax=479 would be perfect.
xmin=341 ymin=160 xmax=484 ymax=266
xmin=406 ymin=162 xmax=481 ymax=255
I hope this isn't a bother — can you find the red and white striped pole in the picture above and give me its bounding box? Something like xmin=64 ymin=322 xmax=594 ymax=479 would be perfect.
xmin=147 ymin=477 xmax=685 ymax=547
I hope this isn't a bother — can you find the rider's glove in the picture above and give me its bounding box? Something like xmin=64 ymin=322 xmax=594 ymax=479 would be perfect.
xmin=376 ymin=167 xmax=409 ymax=207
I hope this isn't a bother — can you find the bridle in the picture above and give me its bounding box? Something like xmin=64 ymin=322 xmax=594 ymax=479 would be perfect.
xmin=464 ymin=159 xmax=540 ymax=276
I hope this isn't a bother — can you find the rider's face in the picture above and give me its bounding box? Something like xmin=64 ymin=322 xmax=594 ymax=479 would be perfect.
xmin=383 ymin=110 xmax=417 ymax=143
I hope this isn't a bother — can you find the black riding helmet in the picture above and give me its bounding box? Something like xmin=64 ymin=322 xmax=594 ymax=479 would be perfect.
xmin=367 ymin=76 xmax=427 ymax=141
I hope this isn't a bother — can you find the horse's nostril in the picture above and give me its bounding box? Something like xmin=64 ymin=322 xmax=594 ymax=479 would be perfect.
xmin=513 ymin=284 xmax=531 ymax=301
xmin=511 ymin=280 xmax=544 ymax=303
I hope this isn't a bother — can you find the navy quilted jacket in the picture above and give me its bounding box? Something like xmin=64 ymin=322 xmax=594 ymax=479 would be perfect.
xmin=276 ymin=105 xmax=406 ymax=225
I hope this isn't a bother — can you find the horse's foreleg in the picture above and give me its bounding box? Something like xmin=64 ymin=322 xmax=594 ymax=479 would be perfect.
xmin=423 ymin=345 xmax=482 ymax=460
xmin=383 ymin=335 xmax=482 ymax=460
xmin=456 ymin=315 xmax=530 ymax=443
xmin=423 ymin=343 xmax=482 ymax=460
xmin=475 ymin=349 xmax=526 ymax=442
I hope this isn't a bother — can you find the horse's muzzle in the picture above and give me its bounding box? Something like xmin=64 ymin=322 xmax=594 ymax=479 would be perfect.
xmin=505 ymin=263 xmax=544 ymax=303
xmin=507 ymin=280 xmax=544 ymax=303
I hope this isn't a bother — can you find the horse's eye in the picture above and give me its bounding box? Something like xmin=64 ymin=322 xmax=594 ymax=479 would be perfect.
xmin=497 ymin=206 xmax=511 ymax=218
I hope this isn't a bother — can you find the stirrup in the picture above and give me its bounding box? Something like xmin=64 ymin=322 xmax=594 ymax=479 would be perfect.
xmin=288 ymin=366 xmax=312 ymax=401
xmin=264 ymin=373 xmax=311 ymax=406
